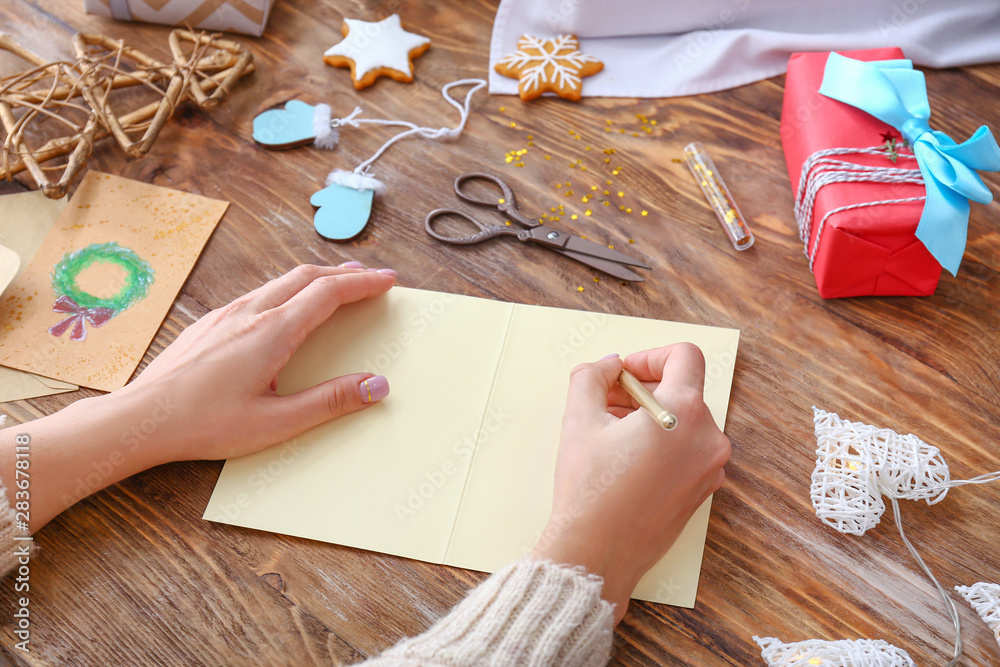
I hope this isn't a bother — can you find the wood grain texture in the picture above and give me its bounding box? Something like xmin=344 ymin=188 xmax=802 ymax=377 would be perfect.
xmin=1 ymin=1 xmax=999 ymax=665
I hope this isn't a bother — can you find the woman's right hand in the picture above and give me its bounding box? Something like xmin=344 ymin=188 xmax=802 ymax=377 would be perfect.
xmin=531 ymin=343 xmax=731 ymax=623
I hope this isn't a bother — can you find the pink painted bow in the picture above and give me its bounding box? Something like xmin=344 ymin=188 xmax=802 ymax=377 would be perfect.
xmin=47 ymin=295 xmax=114 ymax=342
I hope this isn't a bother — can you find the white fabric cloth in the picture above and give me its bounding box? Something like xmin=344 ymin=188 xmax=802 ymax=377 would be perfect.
xmin=489 ymin=0 xmax=1000 ymax=98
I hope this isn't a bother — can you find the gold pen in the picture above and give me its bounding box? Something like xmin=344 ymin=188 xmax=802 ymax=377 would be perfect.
xmin=618 ymin=369 xmax=677 ymax=430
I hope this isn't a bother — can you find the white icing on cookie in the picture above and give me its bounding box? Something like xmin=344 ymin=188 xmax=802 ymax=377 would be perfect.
xmin=324 ymin=14 xmax=430 ymax=82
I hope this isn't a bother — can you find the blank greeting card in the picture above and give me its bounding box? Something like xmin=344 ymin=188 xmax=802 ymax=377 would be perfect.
xmin=206 ymin=287 xmax=740 ymax=607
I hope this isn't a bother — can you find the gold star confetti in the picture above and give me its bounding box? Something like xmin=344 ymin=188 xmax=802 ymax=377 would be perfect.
xmin=584 ymin=146 xmax=592 ymax=151
xmin=498 ymin=198 xmax=505 ymax=203
xmin=577 ymin=286 xmax=584 ymax=292
xmin=585 ymin=209 xmax=593 ymax=216
xmin=571 ymin=214 xmax=578 ymax=220
xmin=603 ymin=158 xmax=611 ymax=163
xmin=619 ymin=128 xmax=626 ymax=134
xmin=505 ymin=220 xmax=512 ymax=226
xmin=605 ymin=119 xmax=613 ymax=125
xmin=603 ymin=148 xmax=616 ymax=154
xmin=603 ymin=189 xmax=610 ymax=195
xmin=526 ymin=134 xmax=533 ymax=140
xmin=593 ymin=277 xmax=600 ymax=282
xmin=510 ymin=121 xmax=517 ymax=128
xmin=632 ymin=132 xmax=639 ymax=137
xmin=628 ymin=239 xmax=634 ymax=243
xmin=650 ymin=120 xmax=657 ymax=125
xmin=580 ymin=165 xmax=588 ymax=171
xmin=617 ymin=190 xmax=624 ymax=197
xmin=643 ymin=127 xmax=652 ymax=134
xmin=605 ymin=179 xmax=612 ymax=185
xmin=608 ymin=244 xmax=614 ymax=249
xmin=626 ymin=207 xmax=632 ymax=213
xmin=544 ymin=155 xmax=551 ymax=160
xmin=619 ymin=205 xmax=626 ymax=211
xmin=590 ymin=185 xmax=598 ymax=191
xmin=499 ymin=106 xmax=506 ymax=112
xmin=641 ymin=210 xmax=648 ymax=216
xmin=602 ymin=201 xmax=610 ymax=207
xmin=604 ymin=127 xmax=611 ymax=133
xmin=564 ymin=190 xmax=574 ymax=196
xmin=555 ymin=183 xmax=562 ymax=189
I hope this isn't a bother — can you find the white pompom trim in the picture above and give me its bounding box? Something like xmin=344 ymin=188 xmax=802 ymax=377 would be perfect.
xmin=312 ymin=103 xmax=339 ymax=150
xmin=325 ymin=169 xmax=386 ymax=195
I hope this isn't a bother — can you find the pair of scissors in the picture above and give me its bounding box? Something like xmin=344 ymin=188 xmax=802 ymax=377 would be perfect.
xmin=424 ymin=173 xmax=650 ymax=282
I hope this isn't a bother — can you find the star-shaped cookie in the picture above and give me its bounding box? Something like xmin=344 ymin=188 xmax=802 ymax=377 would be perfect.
xmin=323 ymin=14 xmax=431 ymax=89
xmin=495 ymin=34 xmax=603 ymax=101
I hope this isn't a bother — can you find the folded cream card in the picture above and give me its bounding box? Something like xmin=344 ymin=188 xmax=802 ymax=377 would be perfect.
xmin=205 ymin=287 xmax=740 ymax=607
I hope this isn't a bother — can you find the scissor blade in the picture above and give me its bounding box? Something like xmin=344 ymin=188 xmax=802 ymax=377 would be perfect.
xmin=562 ymin=236 xmax=652 ymax=269
xmin=555 ymin=249 xmax=645 ymax=282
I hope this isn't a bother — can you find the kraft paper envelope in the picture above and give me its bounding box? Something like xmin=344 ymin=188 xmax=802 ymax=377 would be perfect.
xmin=0 ymin=172 xmax=228 ymax=392
xmin=206 ymin=287 xmax=740 ymax=607
xmin=0 ymin=191 xmax=78 ymax=401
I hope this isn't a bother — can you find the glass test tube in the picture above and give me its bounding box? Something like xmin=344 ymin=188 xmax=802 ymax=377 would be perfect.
xmin=683 ymin=142 xmax=755 ymax=251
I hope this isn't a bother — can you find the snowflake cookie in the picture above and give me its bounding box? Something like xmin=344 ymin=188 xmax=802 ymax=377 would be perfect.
xmin=495 ymin=34 xmax=603 ymax=101
xmin=323 ymin=14 xmax=431 ymax=89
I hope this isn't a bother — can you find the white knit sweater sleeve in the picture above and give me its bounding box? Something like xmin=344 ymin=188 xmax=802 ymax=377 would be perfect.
xmin=358 ymin=558 xmax=615 ymax=666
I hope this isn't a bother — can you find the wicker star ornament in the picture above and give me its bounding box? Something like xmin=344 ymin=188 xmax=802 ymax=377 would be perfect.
xmin=0 ymin=30 xmax=253 ymax=198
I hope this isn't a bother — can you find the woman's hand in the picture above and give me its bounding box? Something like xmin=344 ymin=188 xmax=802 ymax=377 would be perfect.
xmin=531 ymin=343 xmax=731 ymax=623
xmin=126 ymin=263 xmax=397 ymax=462
xmin=0 ymin=263 xmax=396 ymax=531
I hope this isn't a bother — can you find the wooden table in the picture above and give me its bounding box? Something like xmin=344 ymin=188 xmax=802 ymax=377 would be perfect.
xmin=2 ymin=1 xmax=999 ymax=665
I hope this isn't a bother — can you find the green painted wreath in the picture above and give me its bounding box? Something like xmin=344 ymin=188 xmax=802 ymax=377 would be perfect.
xmin=48 ymin=242 xmax=155 ymax=342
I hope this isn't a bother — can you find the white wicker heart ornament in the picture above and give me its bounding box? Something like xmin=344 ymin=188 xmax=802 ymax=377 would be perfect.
xmin=753 ymin=408 xmax=1000 ymax=666
xmin=810 ymin=407 xmax=950 ymax=536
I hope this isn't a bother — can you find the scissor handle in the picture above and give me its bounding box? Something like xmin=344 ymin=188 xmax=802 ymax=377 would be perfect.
xmin=425 ymin=208 xmax=529 ymax=245
xmin=454 ymin=173 xmax=518 ymax=209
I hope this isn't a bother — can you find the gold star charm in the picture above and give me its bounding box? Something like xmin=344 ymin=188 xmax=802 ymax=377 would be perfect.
xmin=495 ymin=34 xmax=603 ymax=101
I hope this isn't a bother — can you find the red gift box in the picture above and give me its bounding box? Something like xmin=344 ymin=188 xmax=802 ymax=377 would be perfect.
xmin=781 ymin=49 xmax=941 ymax=298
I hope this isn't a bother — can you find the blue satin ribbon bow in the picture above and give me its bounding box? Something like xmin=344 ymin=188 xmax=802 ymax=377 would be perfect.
xmin=819 ymin=52 xmax=1000 ymax=276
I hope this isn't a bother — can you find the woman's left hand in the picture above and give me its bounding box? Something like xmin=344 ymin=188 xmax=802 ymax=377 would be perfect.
xmin=0 ymin=263 xmax=397 ymax=531
xmin=128 ymin=263 xmax=397 ymax=462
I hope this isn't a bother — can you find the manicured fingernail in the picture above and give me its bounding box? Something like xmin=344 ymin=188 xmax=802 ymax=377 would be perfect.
xmin=377 ymin=269 xmax=397 ymax=276
xmin=601 ymin=353 xmax=620 ymax=360
xmin=340 ymin=261 xmax=365 ymax=268
xmin=360 ymin=375 xmax=390 ymax=404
